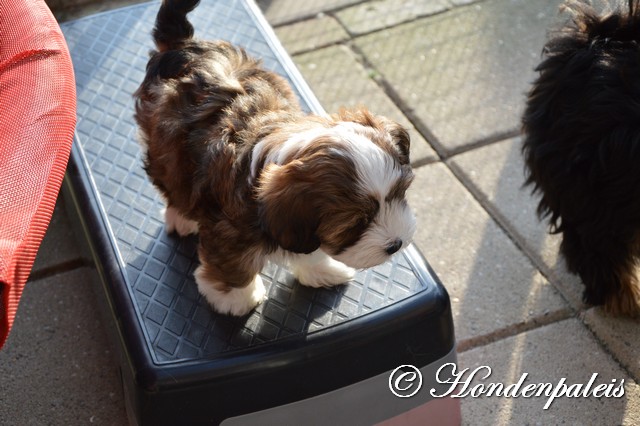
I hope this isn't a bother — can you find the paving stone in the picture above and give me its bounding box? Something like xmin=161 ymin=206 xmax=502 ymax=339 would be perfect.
xmin=294 ymin=44 xmax=438 ymax=165
xmin=0 ymin=267 xmax=127 ymax=425
xmin=449 ymin=138 xmax=585 ymax=309
xmin=355 ymin=0 xmax=563 ymax=155
xmin=31 ymin=193 xmax=85 ymax=273
xmin=457 ymin=319 xmax=640 ymax=425
xmin=256 ymin=0 xmax=364 ymax=27
xmin=274 ymin=15 xmax=350 ymax=55
xmin=336 ymin=0 xmax=449 ymax=36
xmin=583 ymin=308 xmax=640 ymax=382
xmin=406 ymin=162 xmax=568 ymax=345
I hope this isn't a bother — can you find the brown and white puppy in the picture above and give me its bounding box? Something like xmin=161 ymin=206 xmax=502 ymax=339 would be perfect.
xmin=134 ymin=0 xmax=416 ymax=316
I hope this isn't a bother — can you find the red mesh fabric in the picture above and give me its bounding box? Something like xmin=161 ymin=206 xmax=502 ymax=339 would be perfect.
xmin=0 ymin=0 xmax=76 ymax=348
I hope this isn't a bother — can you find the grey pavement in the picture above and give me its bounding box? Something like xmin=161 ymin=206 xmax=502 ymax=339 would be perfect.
xmin=2 ymin=0 xmax=640 ymax=424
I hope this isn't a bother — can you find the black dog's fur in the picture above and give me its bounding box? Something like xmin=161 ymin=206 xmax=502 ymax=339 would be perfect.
xmin=522 ymin=0 xmax=640 ymax=315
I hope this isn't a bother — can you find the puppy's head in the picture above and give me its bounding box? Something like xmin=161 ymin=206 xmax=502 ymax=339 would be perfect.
xmin=257 ymin=108 xmax=415 ymax=269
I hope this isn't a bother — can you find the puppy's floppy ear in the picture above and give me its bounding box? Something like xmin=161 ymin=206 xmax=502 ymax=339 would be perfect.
xmin=257 ymin=161 xmax=321 ymax=254
xmin=380 ymin=117 xmax=411 ymax=165
xmin=335 ymin=107 xmax=411 ymax=164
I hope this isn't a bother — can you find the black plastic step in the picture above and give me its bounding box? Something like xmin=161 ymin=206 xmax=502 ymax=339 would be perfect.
xmin=61 ymin=1 xmax=456 ymax=424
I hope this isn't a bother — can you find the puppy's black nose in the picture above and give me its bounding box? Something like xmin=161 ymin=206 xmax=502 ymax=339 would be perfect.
xmin=385 ymin=239 xmax=403 ymax=255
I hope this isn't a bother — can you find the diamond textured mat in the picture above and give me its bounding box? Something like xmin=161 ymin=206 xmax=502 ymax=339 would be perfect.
xmin=61 ymin=0 xmax=427 ymax=364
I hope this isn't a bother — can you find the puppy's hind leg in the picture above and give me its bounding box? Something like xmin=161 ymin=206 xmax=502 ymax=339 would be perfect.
xmin=194 ymin=232 xmax=267 ymax=316
xmin=603 ymin=237 xmax=640 ymax=317
xmin=289 ymin=249 xmax=355 ymax=288
xmin=562 ymin=227 xmax=640 ymax=316
xmin=605 ymin=267 xmax=640 ymax=317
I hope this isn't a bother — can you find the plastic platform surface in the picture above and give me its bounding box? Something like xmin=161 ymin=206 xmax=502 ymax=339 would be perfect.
xmin=61 ymin=1 xmax=455 ymax=424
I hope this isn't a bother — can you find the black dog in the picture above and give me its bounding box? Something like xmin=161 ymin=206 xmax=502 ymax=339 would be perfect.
xmin=522 ymin=0 xmax=640 ymax=316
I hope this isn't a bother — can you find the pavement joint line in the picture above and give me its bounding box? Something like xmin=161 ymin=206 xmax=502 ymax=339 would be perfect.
xmin=266 ymin=0 xmax=371 ymax=29
xmin=289 ymin=39 xmax=348 ymax=57
xmin=443 ymin=129 xmax=523 ymax=159
xmin=337 ymin=33 xmax=521 ymax=163
xmin=285 ymin=14 xmax=447 ymax=163
xmin=445 ymin=158 xmax=581 ymax=311
xmin=53 ymin=0 xmax=148 ymax=22
xmin=28 ymin=258 xmax=92 ymax=283
xmin=579 ymin=310 xmax=640 ymax=383
xmin=456 ymin=306 xmax=575 ymax=353
xmin=270 ymin=0 xmax=491 ymax=37
xmin=340 ymin=38 xmax=449 ymax=162
xmin=409 ymin=156 xmax=441 ymax=169
xmin=287 ymin=28 xmax=448 ymax=165
xmin=331 ymin=6 xmax=456 ymax=40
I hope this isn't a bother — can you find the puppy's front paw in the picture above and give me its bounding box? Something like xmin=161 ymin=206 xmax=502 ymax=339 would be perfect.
xmin=164 ymin=206 xmax=199 ymax=236
xmin=194 ymin=267 xmax=266 ymax=316
xmin=291 ymin=250 xmax=355 ymax=288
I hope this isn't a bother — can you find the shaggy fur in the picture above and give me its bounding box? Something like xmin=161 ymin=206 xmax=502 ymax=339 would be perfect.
xmin=134 ymin=0 xmax=416 ymax=316
xmin=522 ymin=0 xmax=640 ymax=315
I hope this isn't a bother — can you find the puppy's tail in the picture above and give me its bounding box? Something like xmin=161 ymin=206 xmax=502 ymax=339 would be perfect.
xmin=152 ymin=0 xmax=201 ymax=52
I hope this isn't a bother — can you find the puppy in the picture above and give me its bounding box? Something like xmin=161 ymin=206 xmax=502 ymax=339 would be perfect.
xmin=134 ymin=0 xmax=416 ymax=316
xmin=522 ymin=0 xmax=640 ymax=315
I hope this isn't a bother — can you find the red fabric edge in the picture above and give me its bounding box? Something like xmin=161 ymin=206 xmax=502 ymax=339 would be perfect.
xmin=0 ymin=1 xmax=77 ymax=349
